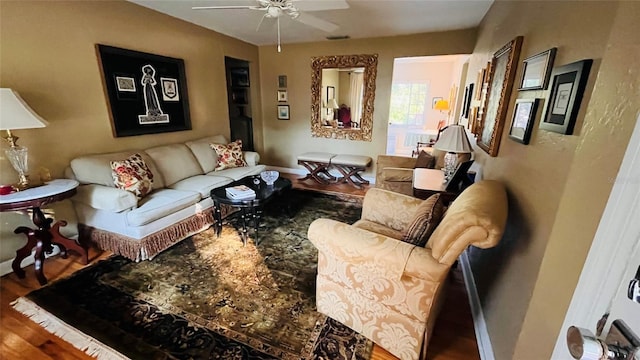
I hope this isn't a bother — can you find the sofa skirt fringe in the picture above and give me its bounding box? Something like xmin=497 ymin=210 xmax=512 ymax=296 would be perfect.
xmin=79 ymin=211 xmax=216 ymax=261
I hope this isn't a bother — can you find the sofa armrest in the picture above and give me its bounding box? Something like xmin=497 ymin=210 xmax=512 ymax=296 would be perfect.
xmin=72 ymin=184 xmax=137 ymax=212
xmin=308 ymin=218 xmax=448 ymax=282
xmin=360 ymin=188 xmax=423 ymax=232
xmin=243 ymin=151 xmax=260 ymax=166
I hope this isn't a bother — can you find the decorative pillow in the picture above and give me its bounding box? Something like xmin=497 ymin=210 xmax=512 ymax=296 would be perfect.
xmin=210 ymin=140 xmax=247 ymax=171
xmin=414 ymin=150 xmax=435 ymax=169
xmin=401 ymin=194 xmax=445 ymax=247
xmin=110 ymin=153 xmax=154 ymax=201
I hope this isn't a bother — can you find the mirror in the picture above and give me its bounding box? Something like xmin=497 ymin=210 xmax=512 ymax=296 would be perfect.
xmin=310 ymin=54 xmax=378 ymax=141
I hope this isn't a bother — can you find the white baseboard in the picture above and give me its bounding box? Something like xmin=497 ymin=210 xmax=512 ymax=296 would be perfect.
xmin=460 ymin=250 xmax=495 ymax=360
xmin=265 ymin=165 xmax=376 ymax=184
xmin=0 ymin=245 xmax=61 ymax=277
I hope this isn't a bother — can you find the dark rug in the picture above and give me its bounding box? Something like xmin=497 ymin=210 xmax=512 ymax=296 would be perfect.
xmin=12 ymin=190 xmax=372 ymax=360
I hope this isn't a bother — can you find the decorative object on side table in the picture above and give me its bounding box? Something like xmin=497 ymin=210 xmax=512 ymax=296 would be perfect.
xmin=539 ymin=59 xmax=593 ymax=135
xmin=0 ymin=179 xmax=88 ymax=285
xmin=0 ymin=88 xmax=49 ymax=190
xmin=433 ymin=124 xmax=473 ymax=181
xmin=518 ymin=48 xmax=557 ymax=91
xmin=509 ymin=98 xmax=540 ymax=144
xmin=96 ymin=44 xmax=191 ymax=137
xmin=478 ymin=36 xmax=523 ymax=156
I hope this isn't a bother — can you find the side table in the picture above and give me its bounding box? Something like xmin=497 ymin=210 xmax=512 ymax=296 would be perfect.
xmin=0 ymin=179 xmax=88 ymax=285
xmin=412 ymin=168 xmax=460 ymax=204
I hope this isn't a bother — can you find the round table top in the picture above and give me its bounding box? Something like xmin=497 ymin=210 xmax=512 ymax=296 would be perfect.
xmin=211 ymin=176 xmax=292 ymax=207
xmin=0 ymin=179 xmax=79 ymax=211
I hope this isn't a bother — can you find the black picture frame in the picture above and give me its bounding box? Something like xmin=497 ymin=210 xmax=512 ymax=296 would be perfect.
xmin=462 ymin=83 xmax=474 ymax=119
xmin=230 ymin=67 xmax=250 ymax=87
xmin=539 ymin=59 xmax=593 ymax=135
xmin=518 ymin=48 xmax=557 ymax=91
xmin=445 ymin=160 xmax=475 ymax=192
xmin=509 ymin=98 xmax=539 ymax=144
xmin=278 ymin=75 xmax=287 ymax=88
xmin=97 ymin=44 xmax=191 ymax=137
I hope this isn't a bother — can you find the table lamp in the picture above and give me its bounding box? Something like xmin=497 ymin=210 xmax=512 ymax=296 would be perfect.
xmin=328 ymin=98 xmax=339 ymax=121
xmin=433 ymin=124 xmax=473 ymax=180
xmin=0 ymin=88 xmax=49 ymax=190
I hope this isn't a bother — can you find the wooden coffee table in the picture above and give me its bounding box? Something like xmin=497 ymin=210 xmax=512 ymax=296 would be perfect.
xmin=211 ymin=176 xmax=292 ymax=246
xmin=412 ymin=168 xmax=460 ymax=204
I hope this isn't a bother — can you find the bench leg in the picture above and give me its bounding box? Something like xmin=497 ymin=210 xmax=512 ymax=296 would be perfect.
xmin=333 ymin=165 xmax=369 ymax=189
xmin=297 ymin=160 xmax=336 ymax=184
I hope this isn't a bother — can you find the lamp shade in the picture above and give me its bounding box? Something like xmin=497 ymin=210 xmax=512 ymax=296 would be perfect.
xmin=0 ymin=88 xmax=49 ymax=130
xmin=434 ymin=125 xmax=473 ymax=153
xmin=328 ymin=98 xmax=339 ymax=110
xmin=434 ymin=99 xmax=450 ymax=111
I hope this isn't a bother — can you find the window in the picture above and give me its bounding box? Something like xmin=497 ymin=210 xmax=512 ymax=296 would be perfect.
xmin=388 ymin=83 xmax=429 ymax=125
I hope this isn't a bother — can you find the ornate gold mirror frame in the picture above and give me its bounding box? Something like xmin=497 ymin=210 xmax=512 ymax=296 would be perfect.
xmin=310 ymin=54 xmax=378 ymax=141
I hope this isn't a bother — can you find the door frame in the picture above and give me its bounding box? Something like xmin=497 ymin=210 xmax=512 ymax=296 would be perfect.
xmin=551 ymin=113 xmax=640 ymax=357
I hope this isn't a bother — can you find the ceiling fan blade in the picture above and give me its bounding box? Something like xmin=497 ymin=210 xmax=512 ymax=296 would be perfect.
xmin=295 ymin=12 xmax=339 ymax=32
xmin=192 ymin=5 xmax=263 ymax=10
xmin=256 ymin=13 xmax=267 ymax=32
xmin=292 ymin=0 xmax=349 ymax=12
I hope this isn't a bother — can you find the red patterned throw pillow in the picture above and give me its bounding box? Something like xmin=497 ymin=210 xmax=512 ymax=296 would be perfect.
xmin=110 ymin=153 xmax=154 ymax=201
xmin=210 ymin=140 xmax=247 ymax=171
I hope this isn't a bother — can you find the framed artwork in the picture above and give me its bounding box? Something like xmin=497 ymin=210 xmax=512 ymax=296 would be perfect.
xmin=277 ymin=105 xmax=290 ymax=120
xmin=278 ymin=75 xmax=287 ymax=88
xmin=519 ymin=48 xmax=557 ymax=91
xmin=432 ymin=97 xmax=443 ymax=109
xmin=462 ymin=83 xmax=474 ymax=119
xmin=540 ymin=59 xmax=593 ymax=135
xmin=231 ymin=88 xmax=248 ymax=104
xmin=327 ymin=86 xmax=335 ymax=101
xmin=230 ymin=67 xmax=250 ymax=87
xmin=478 ymin=36 xmax=523 ymax=156
xmin=509 ymin=98 xmax=539 ymax=144
xmin=277 ymin=90 xmax=288 ymax=102
xmin=96 ymin=44 xmax=191 ymax=137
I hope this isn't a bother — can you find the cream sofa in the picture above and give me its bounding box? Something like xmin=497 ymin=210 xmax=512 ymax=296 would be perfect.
xmin=66 ymin=135 xmax=265 ymax=261
xmin=308 ymin=181 xmax=508 ymax=360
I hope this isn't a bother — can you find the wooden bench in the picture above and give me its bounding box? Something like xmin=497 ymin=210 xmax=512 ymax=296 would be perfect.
xmin=297 ymin=152 xmax=372 ymax=189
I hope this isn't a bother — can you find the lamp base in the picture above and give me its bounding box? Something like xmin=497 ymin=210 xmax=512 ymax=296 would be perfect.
xmin=444 ymin=152 xmax=458 ymax=181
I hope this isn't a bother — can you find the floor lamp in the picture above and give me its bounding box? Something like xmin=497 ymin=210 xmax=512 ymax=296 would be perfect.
xmin=0 ymin=88 xmax=49 ymax=190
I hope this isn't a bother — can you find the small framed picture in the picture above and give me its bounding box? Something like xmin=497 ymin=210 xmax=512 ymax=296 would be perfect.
xmin=277 ymin=105 xmax=290 ymax=120
xmin=540 ymin=59 xmax=593 ymax=135
xmin=277 ymin=90 xmax=288 ymax=102
xmin=278 ymin=75 xmax=287 ymax=88
xmin=519 ymin=48 xmax=557 ymax=91
xmin=509 ymin=98 xmax=539 ymax=144
xmin=230 ymin=67 xmax=250 ymax=87
xmin=115 ymin=76 xmax=136 ymax=92
xmin=432 ymin=97 xmax=443 ymax=109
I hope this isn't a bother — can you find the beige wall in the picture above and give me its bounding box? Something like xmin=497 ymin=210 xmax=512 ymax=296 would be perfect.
xmin=257 ymin=29 xmax=477 ymax=175
xmin=464 ymin=1 xmax=638 ymax=359
xmin=0 ymin=0 xmax=259 ymax=261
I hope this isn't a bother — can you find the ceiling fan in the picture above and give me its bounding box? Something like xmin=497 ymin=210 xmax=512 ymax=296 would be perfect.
xmin=192 ymin=0 xmax=348 ymax=52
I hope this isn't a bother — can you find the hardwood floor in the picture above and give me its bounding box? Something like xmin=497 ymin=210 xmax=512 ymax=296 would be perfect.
xmin=0 ymin=174 xmax=480 ymax=360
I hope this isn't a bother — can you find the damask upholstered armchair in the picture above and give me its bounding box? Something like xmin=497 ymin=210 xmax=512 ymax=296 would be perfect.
xmin=308 ymin=181 xmax=508 ymax=360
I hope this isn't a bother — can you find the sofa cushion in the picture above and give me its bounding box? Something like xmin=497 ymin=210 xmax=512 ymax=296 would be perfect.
xmin=70 ymin=151 xmax=165 ymax=189
xmin=126 ymin=188 xmax=201 ymax=226
xmin=185 ymin=135 xmax=228 ymax=173
xmin=110 ymin=153 xmax=154 ymax=201
xmin=207 ymin=164 xmax=266 ymax=181
xmin=210 ymin=140 xmax=247 ymax=171
xmin=74 ymin=184 xmax=138 ymax=212
xmin=145 ymin=144 xmax=204 ymax=186
xmin=401 ymin=194 xmax=445 ymax=247
xmin=170 ymin=175 xmax=234 ymax=198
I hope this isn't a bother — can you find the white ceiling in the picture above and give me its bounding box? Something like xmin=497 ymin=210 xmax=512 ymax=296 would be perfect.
xmin=128 ymin=0 xmax=493 ymax=47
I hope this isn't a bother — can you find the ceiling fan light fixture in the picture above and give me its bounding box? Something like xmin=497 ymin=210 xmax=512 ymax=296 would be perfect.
xmin=326 ymin=35 xmax=350 ymax=40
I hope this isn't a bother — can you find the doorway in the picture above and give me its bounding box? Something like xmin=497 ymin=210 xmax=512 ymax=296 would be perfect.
xmin=387 ymin=55 xmax=469 ymax=156
xmin=225 ymin=57 xmax=254 ymax=151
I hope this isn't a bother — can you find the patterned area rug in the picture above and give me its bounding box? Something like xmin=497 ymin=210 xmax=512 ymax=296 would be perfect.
xmin=12 ymin=190 xmax=371 ymax=360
